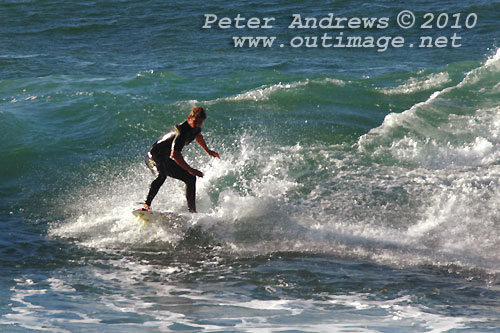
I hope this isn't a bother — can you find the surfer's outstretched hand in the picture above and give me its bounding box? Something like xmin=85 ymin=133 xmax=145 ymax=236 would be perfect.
xmin=190 ymin=168 xmax=204 ymax=178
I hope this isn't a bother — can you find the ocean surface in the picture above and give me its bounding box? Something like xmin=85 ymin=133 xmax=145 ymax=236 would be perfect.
xmin=1 ymin=0 xmax=500 ymax=331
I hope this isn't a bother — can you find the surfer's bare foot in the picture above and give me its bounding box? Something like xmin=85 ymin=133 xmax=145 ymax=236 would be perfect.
xmin=141 ymin=203 xmax=151 ymax=211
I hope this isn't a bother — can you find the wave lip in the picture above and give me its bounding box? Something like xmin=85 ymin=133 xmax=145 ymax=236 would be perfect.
xmin=358 ymin=48 xmax=500 ymax=169
xmin=379 ymin=72 xmax=451 ymax=95
xmin=216 ymin=77 xmax=347 ymax=102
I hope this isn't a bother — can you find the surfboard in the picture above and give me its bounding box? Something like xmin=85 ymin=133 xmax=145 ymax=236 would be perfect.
xmin=132 ymin=209 xmax=188 ymax=228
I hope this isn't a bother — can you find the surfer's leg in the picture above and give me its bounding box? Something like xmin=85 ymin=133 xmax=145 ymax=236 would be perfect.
xmin=185 ymin=177 xmax=196 ymax=213
xmin=145 ymin=158 xmax=168 ymax=207
xmin=166 ymin=159 xmax=197 ymax=212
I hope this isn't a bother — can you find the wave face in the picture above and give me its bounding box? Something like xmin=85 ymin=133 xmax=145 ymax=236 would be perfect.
xmin=32 ymin=49 xmax=498 ymax=278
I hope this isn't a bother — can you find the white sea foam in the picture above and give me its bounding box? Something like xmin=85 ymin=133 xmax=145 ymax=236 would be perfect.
xmin=27 ymin=130 xmax=500 ymax=332
xmin=358 ymin=48 xmax=500 ymax=171
xmin=324 ymin=294 xmax=486 ymax=332
xmin=380 ymin=72 xmax=451 ymax=95
xmin=349 ymin=52 xmax=500 ymax=276
xmin=3 ymin=265 xmax=486 ymax=332
xmin=48 ymin=163 xmax=189 ymax=250
xmin=47 ymin=126 xmax=500 ymax=277
xmin=213 ymin=77 xmax=346 ymax=102
xmin=46 ymin=51 xmax=500 ymax=278
xmin=1 ymin=277 xmax=101 ymax=332
xmin=222 ymin=80 xmax=310 ymax=102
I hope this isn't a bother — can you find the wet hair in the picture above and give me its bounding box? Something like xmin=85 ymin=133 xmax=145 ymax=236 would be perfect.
xmin=189 ymin=106 xmax=207 ymax=120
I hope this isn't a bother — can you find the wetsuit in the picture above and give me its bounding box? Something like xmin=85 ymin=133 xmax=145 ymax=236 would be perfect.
xmin=144 ymin=121 xmax=201 ymax=212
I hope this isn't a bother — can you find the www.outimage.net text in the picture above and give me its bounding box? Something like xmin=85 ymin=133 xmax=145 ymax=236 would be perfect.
xmin=202 ymin=12 xmax=477 ymax=52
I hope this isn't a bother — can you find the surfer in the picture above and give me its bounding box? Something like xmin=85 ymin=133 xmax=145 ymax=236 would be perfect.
xmin=141 ymin=106 xmax=220 ymax=213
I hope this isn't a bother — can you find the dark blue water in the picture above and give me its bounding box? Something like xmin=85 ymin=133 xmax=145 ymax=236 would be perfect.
xmin=1 ymin=0 xmax=500 ymax=331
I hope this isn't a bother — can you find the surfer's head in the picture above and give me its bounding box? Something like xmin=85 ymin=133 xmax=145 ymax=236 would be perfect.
xmin=187 ymin=106 xmax=206 ymax=129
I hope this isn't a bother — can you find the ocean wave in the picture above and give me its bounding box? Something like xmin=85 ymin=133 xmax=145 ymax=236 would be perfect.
xmin=223 ymin=80 xmax=310 ymax=101
xmin=48 ymin=131 xmax=500 ymax=279
xmin=379 ymin=72 xmax=452 ymax=95
xmin=216 ymin=77 xmax=348 ymax=102
xmin=358 ymin=48 xmax=500 ymax=169
xmin=24 ymin=50 xmax=500 ymax=280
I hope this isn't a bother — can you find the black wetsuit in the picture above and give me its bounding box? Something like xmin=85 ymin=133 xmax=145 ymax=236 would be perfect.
xmin=144 ymin=121 xmax=201 ymax=212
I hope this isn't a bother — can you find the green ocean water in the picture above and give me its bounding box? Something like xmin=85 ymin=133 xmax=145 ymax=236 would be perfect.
xmin=1 ymin=0 xmax=500 ymax=331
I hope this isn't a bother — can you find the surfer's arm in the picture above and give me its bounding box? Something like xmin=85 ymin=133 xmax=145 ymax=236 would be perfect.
xmin=195 ymin=133 xmax=220 ymax=159
xmin=171 ymin=150 xmax=204 ymax=177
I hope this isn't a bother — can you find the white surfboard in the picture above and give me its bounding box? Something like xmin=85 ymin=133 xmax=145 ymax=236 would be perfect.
xmin=132 ymin=209 xmax=188 ymax=228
